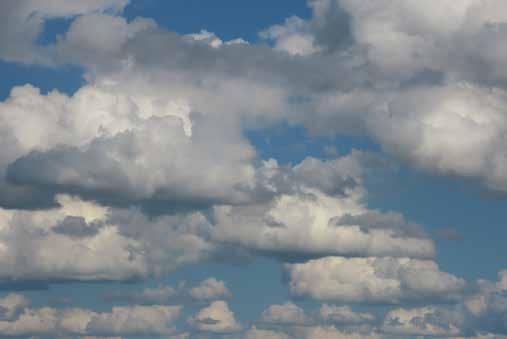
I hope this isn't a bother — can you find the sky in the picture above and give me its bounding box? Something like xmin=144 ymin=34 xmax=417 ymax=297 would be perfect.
xmin=0 ymin=1 xmax=506 ymax=338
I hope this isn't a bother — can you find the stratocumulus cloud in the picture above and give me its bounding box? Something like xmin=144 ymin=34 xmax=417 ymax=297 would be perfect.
xmin=0 ymin=0 xmax=506 ymax=338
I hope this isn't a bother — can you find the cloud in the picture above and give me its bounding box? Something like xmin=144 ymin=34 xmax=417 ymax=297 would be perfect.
xmin=103 ymin=278 xmax=232 ymax=304
xmin=187 ymin=301 xmax=242 ymax=334
xmin=319 ymin=304 xmax=376 ymax=325
xmin=244 ymin=326 xmax=291 ymax=339
xmin=0 ymin=194 xmax=217 ymax=285
xmin=0 ymin=150 xmax=437 ymax=286
xmin=0 ymin=295 xmax=181 ymax=337
xmin=381 ymin=268 xmax=507 ymax=337
xmin=1 ymin=84 xmax=259 ymax=211
xmin=286 ymin=256 xmax=466 ymax=304
xmin=86 ymin=305 xmax=182 ymax=336
xmin=0 ymin=0 xmax=128 ymax=64
xmin=260 ymin=302 xmax=312 ymax=326
xmin=3 ymin=0 xmax=507 ymax=195
xmin=188 ymin=278 xmax=232 ymax=301
xmin=259 ymin=302 xmax=375 ymax=328
xmin=212 ymin=155 xmax=435 ymax=261
xmin=0 ymin=294 xmax=30 ymax=321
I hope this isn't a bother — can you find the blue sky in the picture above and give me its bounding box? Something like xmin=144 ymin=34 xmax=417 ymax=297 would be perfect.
xmin=0 ymin=1 xmax=506 ymax=338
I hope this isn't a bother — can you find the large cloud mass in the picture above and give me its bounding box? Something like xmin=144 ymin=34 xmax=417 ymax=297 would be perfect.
xmin=0 ymin=0 xmax=506 ymax=337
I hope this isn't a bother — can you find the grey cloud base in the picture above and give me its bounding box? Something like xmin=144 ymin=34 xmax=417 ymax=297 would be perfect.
xmin=0 ymin=0 xmax=506 ymax=338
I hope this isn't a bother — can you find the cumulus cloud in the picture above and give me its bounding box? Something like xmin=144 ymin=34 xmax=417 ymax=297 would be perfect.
xmin=258 ymin=0 xmax=507 ymax=191
xmin=258 ymin=302 xmax=375 ymax=329
xmin=319 ymin=304 xmax=376 ymax=325
xmin=244 ymin=324 xmax=383 ymax=339
xmin=188 ymin=278 xmax=232 ymax=301
xmin=260 ymin=302 xmax=312 ymax=326
xmin=286 ymin=256 xmax=466 ymax=304
xmin=0 ymin=1 xmax=506 ymax=337
xmin=0 ymin=194 xmax=217 ymax=285
xmin=0 ymin=296 xmax=181 ymax=337
xmin=187 ymin=301 xmax=241 ymax=334
xmin=0 ymin=0 xmax=128 ymax=64
xmin=212 ymin=155 xmax=435 ymax=261
xmin=3 ymin=0 xmax=507 ymax=194
xmin=0 ymin=294 xmax=30 ymax=321
xmin=244 ymin=326 xmax=291 ymax=339
xmin=0 ymin=83 xmax=259 ymax=211
xmin=381 ymin=268 xmax=507 ymax=337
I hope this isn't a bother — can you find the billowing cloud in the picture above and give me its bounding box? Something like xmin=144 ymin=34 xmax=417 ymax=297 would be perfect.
xmin=211 ymin=154 xmax=435 ymax=261
xmin=244 ymin=326 xmax=291 ymax=339
xmin=0 ymin=194 xmax=216 ymax=284
xmin=187 ymin=300 xmax=242 ymax=334
xmin=381 ymin=268 xmax=507 ymax=337
xmin=0 ymin=1 xmax=506 ymax=338
xmin=1 ymin=84 xmax=258 ymax=211
xmin=0 ymin=0 xmax=128 ymax=64
xmin=260 ymin=302 xmax=311 ymax=326
xmin=188 ymin=278 xmax=232 ymax=301
xmin=0 ymin=294 xmax=30 ymax=321
xmin=286 ymin=256 xmax=466 ymax=304
xmin=0 ymin=295 xmax=181 ymax=337
xmin=319 ymin=304 xmax=376 ymax=325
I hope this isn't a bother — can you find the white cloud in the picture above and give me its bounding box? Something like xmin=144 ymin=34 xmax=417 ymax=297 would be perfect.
xmin=260 ymin=16 xmax=321 ymax=56
xmin=320 ymin=305 xmax=375 ymax=325
xmin=286 ymin=256 xmax=466 ymax=304
xmin=0 ymin=0 xmax=129 ymax=64
xmin=380 ymin=268 xmax=507 ymax=337
xmin=212 ymin=155 xmax=435 ymax=260
xmin=260 ymin=302 xmax=311 ymax=326
xmin=0 ymin=299 xmax=181 ymax=337
xmin=0 ymin=294 xmax=30 ymax=321
xmin=0 ymin=83 xmax=259 ymax=209
xmin=0 ymin=194 xmax=216 ymax=284
xmin=188 ymin=278 xmax=232 ymax=301
xmin=382 ymin=306 xmax=462 ymax=337
xmin=187 ymin=301 xmax=241 ymax=333
xmin=86 ymin=305 xmax=182 ymax=336
xmin=244 ymin=326 xmax=291 ymax=339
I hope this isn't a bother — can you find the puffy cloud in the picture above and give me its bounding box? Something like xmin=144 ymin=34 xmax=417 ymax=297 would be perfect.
xmin=260 ymin=302 xmax=311 ymax=326
xmin=256 ymin=0 xmax=507 ymax=191
xmin=259 ymin=302 xmax=375 ymax=329
xmin=4 ymin=0 xmax=507 ymax=195
xmin=1 ymin=83 xmax=259 ymax=211
xmin=381 ymin=268 xmax=507 ymax=337
xmin=302 ymin=326 xmax=383 ymax=339
xmin=367 ymin=85 xmax=507 ymax=191
xmin=0 ymin=295 xmax=181 ymax=337
xmin=0 ymin=0 xmax=128 ymax=64
xmin=0 ymin=294 xmax=30 ymax=321
xmin=382 ymin=306 xmax=463 ymax=337
xmin=86 ymin=305 xmax=182 ymax=336
xmin=319 ymin=305 xmax=375 ymax=325
xmin=244 ymin=325 xmax=383 ymax=339
xmin=244 ymin=326 xmax=291 ymax=339
xmin=212 ymin=155 xmax=435 ymax=260
xmin=188 ymin=278 xmax=232 ymax=301
xmin=260 ymin=16 xmax=321 ymax=56
xmin=187 ymin=301 xmax=241 ymax=334
xmin=0 ymin=194 xmax=217 ymax=285
xmin=55 ymin=14 xmax=156 ymax=67
xmin=286 ymin=256 xmax=466 ymax=304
